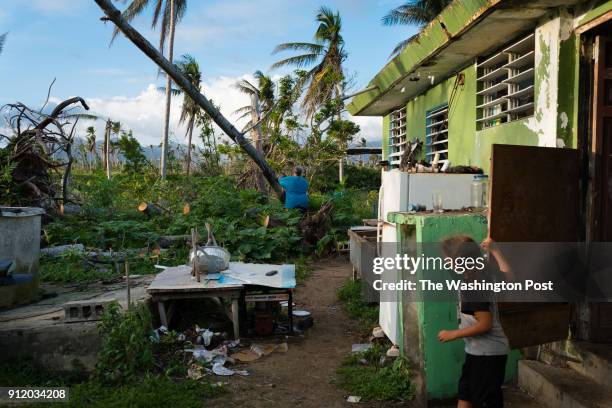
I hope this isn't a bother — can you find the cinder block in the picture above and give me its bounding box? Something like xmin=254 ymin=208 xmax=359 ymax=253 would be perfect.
xmin=63 ymin=299 xmax=114 ymax=323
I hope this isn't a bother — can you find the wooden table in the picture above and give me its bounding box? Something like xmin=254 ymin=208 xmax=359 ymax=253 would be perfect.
xmin=146 ymin=263 xmax=295 ymax=338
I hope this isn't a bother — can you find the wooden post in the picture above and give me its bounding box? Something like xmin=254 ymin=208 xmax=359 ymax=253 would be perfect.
xmin=339 ymin=157 xmax=344 ymax=184
xmin=125 ymin=260 xmax=131 ymax=308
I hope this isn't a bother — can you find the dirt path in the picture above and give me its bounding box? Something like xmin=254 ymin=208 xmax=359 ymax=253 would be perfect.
xmin=208 ymin=258 xmax=373 ymax=407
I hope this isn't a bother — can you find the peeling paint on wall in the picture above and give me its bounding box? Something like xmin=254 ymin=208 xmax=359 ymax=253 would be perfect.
xmin=560 ymin=111 xmax=569 ymax=129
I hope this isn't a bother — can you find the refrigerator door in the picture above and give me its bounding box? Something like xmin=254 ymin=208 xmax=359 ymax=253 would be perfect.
xmin=379 ymin=221 xmax=401 ymax=345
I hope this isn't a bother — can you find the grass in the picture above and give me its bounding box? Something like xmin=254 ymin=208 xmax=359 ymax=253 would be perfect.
xmin=0 ymin=358 xmax=223 ymax=408
xmin=337 ymin=278 xmax=379 ymax=333
xmin=336 ymin=344 xmax=414 ymax=402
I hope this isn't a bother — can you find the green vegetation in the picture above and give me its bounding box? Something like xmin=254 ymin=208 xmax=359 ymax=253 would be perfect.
xmin=337 ymin=348 xmax=414 ymax=401
xmin=38 ymin=171 xmax=376 ymax=284
xmin=95 ymin=302 xmax=154 ymax=383
xmin=0 ymin=301 xmax=223 ymax=407
xmin=337 ymin=278 xmax=379 ymax=332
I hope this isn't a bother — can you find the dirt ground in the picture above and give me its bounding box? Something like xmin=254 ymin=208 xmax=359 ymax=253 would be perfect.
xmin=208 ymin=257 xmax=397 ymax=408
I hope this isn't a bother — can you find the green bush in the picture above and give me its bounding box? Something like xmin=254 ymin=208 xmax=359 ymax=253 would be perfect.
xmin=337 ymin=279 xmax=379 ymax=332
xmin=95 ymin=302 xmax=154 ymax=383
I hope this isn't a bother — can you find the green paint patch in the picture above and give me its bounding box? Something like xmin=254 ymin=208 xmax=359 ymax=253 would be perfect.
xmin=336 ymin=344 xmax=414 ymax=402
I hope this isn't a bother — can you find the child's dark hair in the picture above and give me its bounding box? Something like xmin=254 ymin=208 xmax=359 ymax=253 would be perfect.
xmin=441 ymin=235 xmax=484 ymax=279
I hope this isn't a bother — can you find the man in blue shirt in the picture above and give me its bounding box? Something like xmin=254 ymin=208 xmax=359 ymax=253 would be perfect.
xmin=279 ymin=166 xmax=309 ymax=211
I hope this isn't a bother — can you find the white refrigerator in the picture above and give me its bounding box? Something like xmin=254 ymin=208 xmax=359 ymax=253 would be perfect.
xmin=377 ymin=170 xmax=474 ymax=345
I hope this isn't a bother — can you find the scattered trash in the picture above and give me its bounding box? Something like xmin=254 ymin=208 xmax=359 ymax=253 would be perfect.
xmin=351 ymin=343 xmax=372 ymax=353
xmin=212 ymin=362 xmax=249 ymax=377
xmin=187 ymin=364 xmax=205 ymax=380
xmin=194 ymin=325 xmax=214 ymax=346
xmin=347 ymin=396 xmax=362 ymax=403
xmin=386 ymin=345 xmax=400 ymax=358
xmin=232 ymin=349 xmax=261 ymax=363
xmin=372 ymin=326 xmax=385 ymax=338
xmin=149 ymin=325 xmax=169 ymax=343
xmin=231 ymin=342 xmax=288 ymax=363
xmin=188 ymin=345 xmax=228 ymax=363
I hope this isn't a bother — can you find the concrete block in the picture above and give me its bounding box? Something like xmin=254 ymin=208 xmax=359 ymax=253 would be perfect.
xmin=64 ymin=299 xmax=114 ymax=322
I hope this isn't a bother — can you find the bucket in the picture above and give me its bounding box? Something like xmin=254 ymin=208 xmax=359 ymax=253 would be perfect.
xmin=0 ymin=207 xmax=44 ymax=308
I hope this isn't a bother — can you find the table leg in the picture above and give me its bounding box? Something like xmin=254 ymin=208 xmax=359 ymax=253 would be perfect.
xmin=231 ymin=299 xmax=240 ymax=339
xmin=288 ymin=290 xmax=294 ymax=335
xmin=157 ymin=301 xmax=168 ymax=327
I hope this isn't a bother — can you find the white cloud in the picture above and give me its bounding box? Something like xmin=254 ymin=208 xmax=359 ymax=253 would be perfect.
xmin=77 ymin=75 xmax=255 ymax=147
xmin=350 ymin=115 xmax=382 ymax=143
xmin=71 ymin=73 xmax=381 ymax=148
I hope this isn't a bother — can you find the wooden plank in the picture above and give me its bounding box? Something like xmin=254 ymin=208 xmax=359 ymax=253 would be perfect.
xmin=489 ymin=144 xmax=580 ymax=348
xmin=489 ymin=144 xmax=579 ymax=242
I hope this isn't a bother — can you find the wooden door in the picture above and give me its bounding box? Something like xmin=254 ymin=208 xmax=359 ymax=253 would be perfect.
xmin=590 ymin=33 xmax=612 ymax=342
xmin=489 ymin=144 xmax=579 ymax=348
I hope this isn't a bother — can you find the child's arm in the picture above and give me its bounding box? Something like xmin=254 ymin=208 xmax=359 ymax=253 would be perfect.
xmin=481 ymin=237 xmax=515 ymax=281
xmin=438 ymin=311 xmax=492 ymax=342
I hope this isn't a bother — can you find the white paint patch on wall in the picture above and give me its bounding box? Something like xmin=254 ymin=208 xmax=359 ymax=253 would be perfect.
xmin=560 ymin=111 xmax=569 ymax=129
xmin=525 ymin=13 xmax=562 ymax=147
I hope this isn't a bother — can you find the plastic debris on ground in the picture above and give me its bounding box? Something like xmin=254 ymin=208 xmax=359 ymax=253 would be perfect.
xmin=231 ymin=342 xmax=288 ymax=363
xmin=351 ymin=343 xmax=372 ymax=353
xmin=347 ymin=396 xmax=362 ymax=403
xmin=195 ymin=325 xmax=214 ymax=346
xmin=149 ymin=325 xmax=169 ymax=343
xmin=386 ymin=345 xmax=400 ymax=358
xmin=187 ymin=364 xmax=205 ymax=380
xmin=212 ymin=362 xmax=249 ymax=377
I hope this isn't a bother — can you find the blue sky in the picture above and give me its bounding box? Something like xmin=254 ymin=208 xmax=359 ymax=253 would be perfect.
xmin=0 ymin=0 xmax=418 ymax=145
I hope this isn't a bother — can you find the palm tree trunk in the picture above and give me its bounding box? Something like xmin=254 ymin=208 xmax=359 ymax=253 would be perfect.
xmin=186 ymin=115 xmax=194 ymax=176
xmin=250 ymin=92 xmax=267 ymax=195
xmin=104 ymin=120 xmax=112 ymax=179
xmin=95 ymin=0 xmax=284 ymax=199
xmin=160 ymin=0 xmax=176 ymax=180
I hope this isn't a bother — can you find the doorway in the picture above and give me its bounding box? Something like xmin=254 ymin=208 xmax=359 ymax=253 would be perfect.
xmin=580 ymin=20 xmax=612 ymax=342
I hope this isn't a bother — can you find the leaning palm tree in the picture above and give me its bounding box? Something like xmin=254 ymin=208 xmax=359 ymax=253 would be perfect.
xmin=382 ymin=0 xmax=452 ymax=57
xmin=110 ymin=0 xmax=187 ymax=180
xmin=271 ymin=6 xmax=346 ymax=118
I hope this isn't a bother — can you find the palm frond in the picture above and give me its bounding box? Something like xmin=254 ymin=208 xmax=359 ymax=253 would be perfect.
xmin=270 ymin=53 xmax=320 ymax=70
xmin=234 ymin=79 xmax=258 ymax=95
xmin=111 ymin=0 xmax=151 ymax=45
xmin=157 ymin=86 xmax=182 ymax=96
xmin=233 ymin=105 xmax=252 ymax=117
xmin=382 ymin=0 xmax=451 ymax=26
xmin=388 ymin=35 xmax=417 ymax=58
xmin=272 ymin=42 xmax=323 ymax=55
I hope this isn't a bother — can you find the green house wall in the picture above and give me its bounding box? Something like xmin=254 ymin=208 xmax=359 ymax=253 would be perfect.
xmin=378 ymin=5 xmax=606 ymax=172
xmin=391 ymin=212 xmax=522 ymax=400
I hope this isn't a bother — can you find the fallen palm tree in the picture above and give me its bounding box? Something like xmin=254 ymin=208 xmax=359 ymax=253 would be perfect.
xmin=95 ymin=0 xmax=284 ymax=199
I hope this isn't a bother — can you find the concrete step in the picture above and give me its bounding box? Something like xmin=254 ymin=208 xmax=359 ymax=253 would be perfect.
xmin=432 ymin=386 xmax=543 ymax=407
xmin=504 ymin=385 xmax=545 ymax=407
xmin=518 ymin=359 xmax=612 ymax=408
xmin=562 ymin=341 xmax=612 ymax=388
